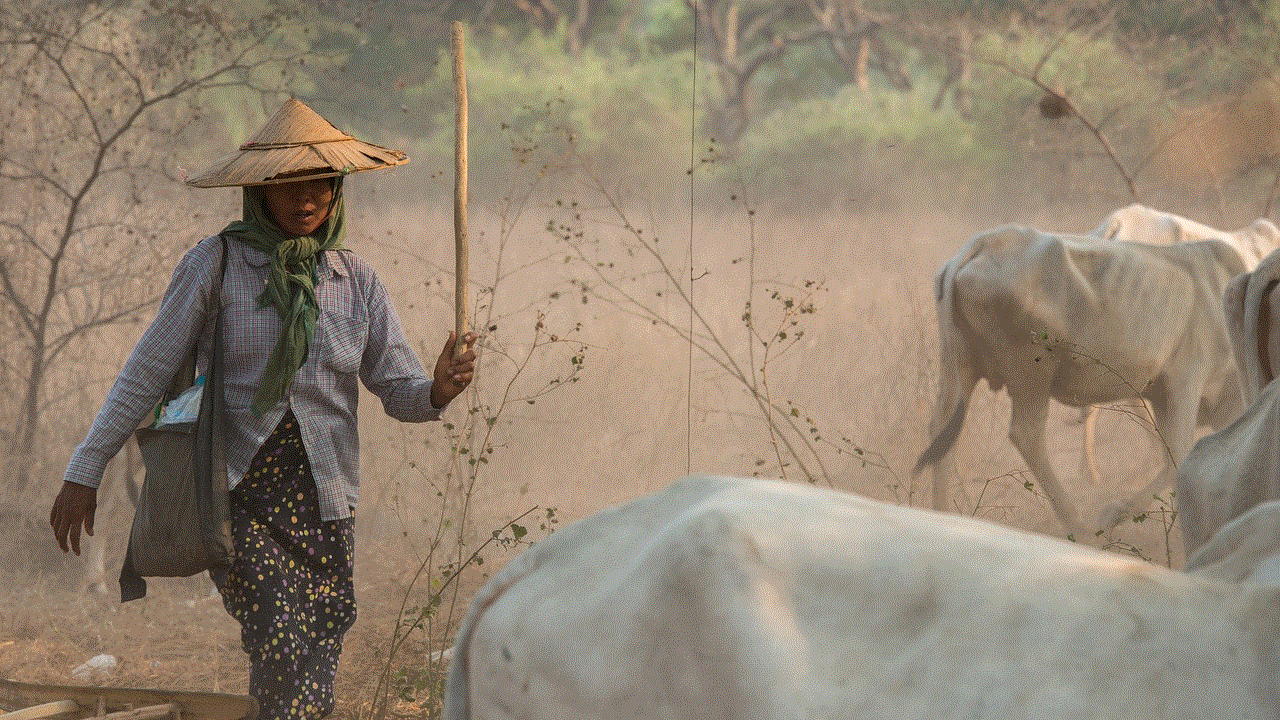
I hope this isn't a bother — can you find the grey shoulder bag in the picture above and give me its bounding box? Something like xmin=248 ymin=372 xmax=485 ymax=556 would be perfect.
xmin=121 ymin=236 xmax=233 ymax=602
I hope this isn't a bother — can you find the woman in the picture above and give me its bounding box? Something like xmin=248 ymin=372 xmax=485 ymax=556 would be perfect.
xmin=50 ymin=98 xmax=476 ymax=719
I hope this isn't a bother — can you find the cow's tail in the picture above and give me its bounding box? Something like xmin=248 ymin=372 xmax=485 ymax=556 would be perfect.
xmin=914 ymin=237 xmax=983 ymax=483
xmin=914 ymin=395 xmax=970 ymax=476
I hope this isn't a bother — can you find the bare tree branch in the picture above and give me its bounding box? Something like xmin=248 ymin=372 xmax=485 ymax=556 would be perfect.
xmin=972 ymin=49 xmax=1140 ymax=199
xmin=0 ymin=0 xmax=309 ymax=494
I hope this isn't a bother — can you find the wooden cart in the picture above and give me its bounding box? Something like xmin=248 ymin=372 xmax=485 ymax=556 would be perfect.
xmin=0 ymin=680 xmax=255 ymax=720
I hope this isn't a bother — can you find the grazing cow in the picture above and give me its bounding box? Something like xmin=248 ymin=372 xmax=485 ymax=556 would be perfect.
xmin=443 ymin=476 xmax=1280 ymax=720
xmin=914 ymin=226 xmax=1246 ymax=534
xmin=1178 ymin=248 xmax=1280 ymax=554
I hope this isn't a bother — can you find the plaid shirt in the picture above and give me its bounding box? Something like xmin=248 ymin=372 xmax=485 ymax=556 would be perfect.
xmin=65 ymin=234 xmax=444 ymax=520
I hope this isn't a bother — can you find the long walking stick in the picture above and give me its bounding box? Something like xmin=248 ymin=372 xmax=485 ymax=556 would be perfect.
xmin=452 ymin=20 xmax=469 ymax=356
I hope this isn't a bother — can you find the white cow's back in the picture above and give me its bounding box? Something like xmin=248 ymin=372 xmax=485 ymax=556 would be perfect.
xmin=1091 ymin=202 xmax=1280 ymax=270
xmin=445 ymin=477 xmax=1280 ymax=720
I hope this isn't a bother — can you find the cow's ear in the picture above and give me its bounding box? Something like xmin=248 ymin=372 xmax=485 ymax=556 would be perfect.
xmin=1186 ymin=500 xmax=1280 ymax=585
xmin=1265 ymin=280 xmax=1280 ymax=388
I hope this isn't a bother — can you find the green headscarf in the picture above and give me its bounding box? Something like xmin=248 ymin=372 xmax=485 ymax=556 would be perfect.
xmin=221 ymin=178 xmax=346 ymax=415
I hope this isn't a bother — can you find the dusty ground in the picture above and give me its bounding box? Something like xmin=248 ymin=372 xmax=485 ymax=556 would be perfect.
xmin=0 ymin=552 xmax=491 ymax=720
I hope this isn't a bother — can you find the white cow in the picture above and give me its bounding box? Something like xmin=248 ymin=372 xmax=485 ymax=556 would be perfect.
xmin=443 ymin=476 xmax=1280 ymax=720
xmin=1178 ymin=380 xmax=1280 ymax=555
xmin=1184 ymin=495 xmax=1280 ymax=584
xmin=1090 ymin=202 xmax=1280 ymax=271
xmin=1177 ymin=247 xmax=1280 ymax=554
xmin=1223 ymin=246 xmax=1280 ymax=403
xmin=1074 ymin=204 xmax=1280 ymax=484
xmin=914 ymin=225 xmax=1246 ymax=534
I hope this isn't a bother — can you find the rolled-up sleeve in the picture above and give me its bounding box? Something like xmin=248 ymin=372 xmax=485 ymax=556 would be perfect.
xmin=64 ymin=240 xmax=217 ymax=488
xmin=359 ymin=272 xmax=442 ymax=422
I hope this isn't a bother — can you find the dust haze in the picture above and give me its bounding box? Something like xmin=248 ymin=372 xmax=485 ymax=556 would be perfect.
xmin=12 ymin=160 xmax=1230 ymax=583
xmin=335 ymin=161 xmax=1195 ymax=564
xmin=1 ymin=125 xmax=1253 ymax=713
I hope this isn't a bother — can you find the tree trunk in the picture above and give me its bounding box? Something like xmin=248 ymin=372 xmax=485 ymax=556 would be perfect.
xmin=13 ymin=338 xmax=46 ymax=497
xmin=855 ymin=35 xmax=869 ymax=90
xmin=566 ymin=0 xmax=588 ymax=55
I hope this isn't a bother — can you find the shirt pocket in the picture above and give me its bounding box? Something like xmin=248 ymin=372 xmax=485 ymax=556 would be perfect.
xmin=317 ymin=314 xmax=369 ymax=374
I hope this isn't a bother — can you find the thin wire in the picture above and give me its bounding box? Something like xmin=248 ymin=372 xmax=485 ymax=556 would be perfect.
xmin=686 ymin=4 xmax=698 ymax=476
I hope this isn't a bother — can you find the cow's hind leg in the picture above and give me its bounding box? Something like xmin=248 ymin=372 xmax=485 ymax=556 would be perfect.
xmin=1077 ymin=405 xmax=1100 ymax=486
xmin=1098 ymin=379 xmax=1198 ymax=529
xmin=1008 ymin=390 xmax=1084 ymax=536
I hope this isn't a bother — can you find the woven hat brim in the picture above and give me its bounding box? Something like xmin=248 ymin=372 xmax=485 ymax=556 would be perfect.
xmin=185 ymin=139 xmax=409 ymax=188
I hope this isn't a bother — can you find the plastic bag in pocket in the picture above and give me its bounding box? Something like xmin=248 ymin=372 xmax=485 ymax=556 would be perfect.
xmin=155 ymin=375 xmax=205 ymax=428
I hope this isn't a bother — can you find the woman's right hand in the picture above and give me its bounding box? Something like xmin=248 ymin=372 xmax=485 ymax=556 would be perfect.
xmin=50 ymin=481 xmax=97 ymax=555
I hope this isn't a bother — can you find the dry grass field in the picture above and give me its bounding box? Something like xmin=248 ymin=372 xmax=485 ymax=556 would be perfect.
xmin=3 ymin=186 xmax=1244 ymax=716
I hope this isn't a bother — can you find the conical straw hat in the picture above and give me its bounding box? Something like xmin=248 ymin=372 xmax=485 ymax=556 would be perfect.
xmin=185 ymin=98 xmax=409 ymax=187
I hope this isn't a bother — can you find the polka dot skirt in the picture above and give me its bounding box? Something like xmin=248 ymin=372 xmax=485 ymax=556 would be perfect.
xmin=217 ymin=409 xmax=356 ymax=720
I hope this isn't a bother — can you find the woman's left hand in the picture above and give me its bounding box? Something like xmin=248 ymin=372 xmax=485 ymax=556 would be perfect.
xmin=431 ymin=331 xmax=478 ymax=408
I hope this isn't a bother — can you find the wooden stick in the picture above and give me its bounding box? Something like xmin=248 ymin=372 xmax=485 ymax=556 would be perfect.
xmin=0 ymin=681 xmax=252 ymax=720
xmin=452 ymin=20 xmax=469 ymax=357
xmin=0 ymin=699 xmax=80 ymax=720
xmin=93 ymin=704 xmax=177 ymax=720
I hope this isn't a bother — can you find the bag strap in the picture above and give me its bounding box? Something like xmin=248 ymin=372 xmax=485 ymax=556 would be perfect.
xmin=201 ymin=235 xmax=233 ymax=589
xmin=162 ymin=237 xmax=229 ymax=401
